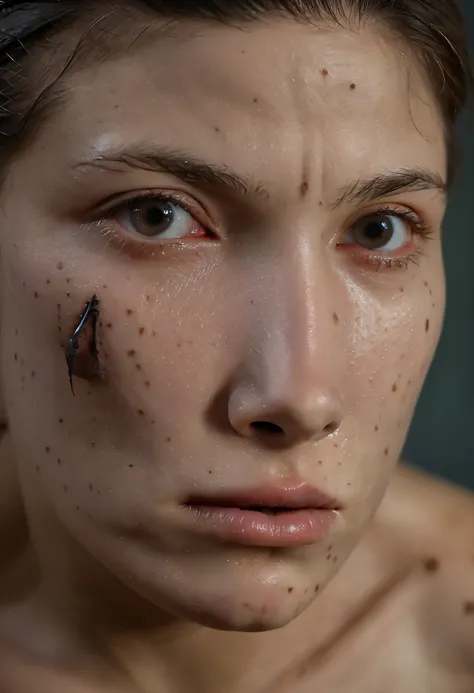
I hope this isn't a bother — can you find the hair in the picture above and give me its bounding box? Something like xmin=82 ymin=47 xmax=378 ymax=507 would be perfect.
xmin=0 ymin=0 xmax=472 ymax=178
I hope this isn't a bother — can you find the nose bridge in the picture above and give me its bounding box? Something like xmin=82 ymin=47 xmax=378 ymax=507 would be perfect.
xmin=228 ymin=236 xmax=345 ymax=446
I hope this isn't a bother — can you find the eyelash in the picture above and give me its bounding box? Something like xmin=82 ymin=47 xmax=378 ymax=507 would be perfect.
xmin=95 ymin=193 xmax=434 ymax=268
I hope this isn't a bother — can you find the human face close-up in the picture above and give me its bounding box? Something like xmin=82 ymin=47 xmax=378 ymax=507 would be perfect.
xmin=0 ymin=14 xmax=447 ymax=633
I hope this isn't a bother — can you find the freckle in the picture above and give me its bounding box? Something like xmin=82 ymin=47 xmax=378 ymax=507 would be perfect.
xmin=46 ymin=279 xmax=50 ymax=285
xmin=127 ymin=350 xmax=136 ymax=357
xmin=423 ymin=557 xmax=440 ymax=573
xmin=166 ymin=436 xmax=172 ymax=443
xmin=34 ymin=291 xmax=39 ymax=299
xmin=318 ymin=460 xmax=323 ymax=465
xmin=152 ymin=330 xmax=157 ymax=337
xmin=424 ymin=281 xmax=428 ymax=287
xmin=91 ymin=441 xmax=96 ymax=448
xmin=126 ymin=309 xmax=133 ymax=316
xmin=136 ymin=364 xmax=142 ymax=371
xmin=349 ymin=82 xmax=356 ymax=90
xmin=138 ymin=409 xmax=145 ymax=416
xmin=214 ymin=126 xmax=220 ymax=133
xmin=14 ymin=353 xmax=17 ymax=362
xmin=425 ymin=319 xmax=430 ymax=332
xmin=384 ymin=448 xmax=389 ymax=456
xmin=300 ymin=181 xmax=309 ymax=197
xmin=63 ymin=485 xmax=68 ymax=493
xmin=320 ymin=68 xmax=328 ymax=76
xmin=31 ymin=371 xmax=35 ymax=379
xmin=145 ymin=295 xmax=151 ymax=302
xmin=45 ymin=446 xmax=50 ymax=454
xmin=333 ymin=556 xmax=338 ymax=563
xmin=208 ymin=470 xmax=213 ymax=475
xmin=66 ymin=278 xmax=71 ymax=284
xmin=333 ymin=312 xmax=339 ymax=325
xmin=333 ymin=443 xmax=338 ymax=448
xmin=56 ymin=261 xmax=64 ymax=271
xmin=326 ymin=554 xmax=332 ymax=561
xmin=35 ymin=465 xmax=40 ymax=473
xmin=374 ymin=425 xmax=379 ymax=432
xmin=250 ymin=299 xmax=255 ymax=305
xmin=176 ymin=343 xmax=182 ymax=348
xmin=138 ymin=327 xmax=145 ymax=336
xmin=399 ymin=287 xmax=404 ymax=293
xmin=145 ymin=381 xmax=151 ymax=388
xmin=253 ymin=97 xmax=258 ymax=103
xmin=59 ymin=418 xmax=64 ymax=424
xmin=106 ymin=323 xmax=113 ymax=329
xmin=314 ymin=584 xmax=320 ymax=593
xmin=57 ymin=458 xmax=61 ymax=465
xmin=66 ymin=292 xmax=70 ymax=298
xmin=103 ymin=285 xmax=108 ymax=289
xmin=392 ymin=382 xmax=398 ymax=392
xmin=463 ymin=601 xmax=474 ymax=615
xmin=287 ymin=587 xmax=294 ymax=593
xmin=129 ymin=464 xmax=134 ymax=468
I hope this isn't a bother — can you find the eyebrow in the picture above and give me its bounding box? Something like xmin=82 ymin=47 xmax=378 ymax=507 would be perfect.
xmin=331 ymin=168 xmax=447 ymax=209
xmin=75 ymin=146 xmax=270 ymax=200
xmin=76 ymin=148 xmax=446 ymax=208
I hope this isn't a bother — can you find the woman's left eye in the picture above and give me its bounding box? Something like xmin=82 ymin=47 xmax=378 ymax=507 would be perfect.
xmin=114 ymin=195 xmax=207 ymax=240
xmin=343 ymin=212 xmax=412 ymax=252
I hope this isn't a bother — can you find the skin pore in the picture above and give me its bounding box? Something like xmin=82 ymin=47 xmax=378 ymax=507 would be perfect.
xmin=0 ymin=7 xmax=447 ymax=693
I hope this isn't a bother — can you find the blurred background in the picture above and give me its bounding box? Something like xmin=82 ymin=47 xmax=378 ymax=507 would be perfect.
xmin=403 ymin=1 xmax=474 ymax=487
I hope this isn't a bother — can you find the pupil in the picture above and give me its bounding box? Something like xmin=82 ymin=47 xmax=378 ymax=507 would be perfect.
xmin=131 ymin=200 xmax=175 ymax=237
xmin=145 ymin=203 xmax=172 ymax=227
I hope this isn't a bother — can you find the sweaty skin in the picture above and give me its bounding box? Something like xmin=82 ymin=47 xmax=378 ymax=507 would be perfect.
xmin=0 ymin=7 xmax=471 ymax=693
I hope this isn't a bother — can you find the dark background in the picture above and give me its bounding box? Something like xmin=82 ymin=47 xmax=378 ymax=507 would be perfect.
xmin=403 ymin=1 xmax=474 ymax=487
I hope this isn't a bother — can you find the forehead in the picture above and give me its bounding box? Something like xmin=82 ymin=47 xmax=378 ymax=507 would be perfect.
xmin=30 ymin=19 xmax=447 ymax=188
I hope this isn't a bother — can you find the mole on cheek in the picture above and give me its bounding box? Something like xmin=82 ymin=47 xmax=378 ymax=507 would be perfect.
xmin=56 ymin=262 xmax=64 ymax=271
xmin=138 ymin=327 xmax=145 ymax=336
xmin=425 ymin=319 xmax=430 ymax=332
xmin=392 ymin=382 xmax=398 ymax=393
xmin=126 ymin=309 xmax=133 ymax=316
xmin=333 ymin=312 xmax=339 ymax=326
xmin=287 ymin=587 xmax=294 ymax=594
xmin=320 ymin=68 xmax=328 ymax=76
xmin=384 ymin=448 xmax=389 ymax=456
xmin=349 ymin=82 xmax=356 ymax=90
xmin=299 ymin=181 xmax=309 ymax=197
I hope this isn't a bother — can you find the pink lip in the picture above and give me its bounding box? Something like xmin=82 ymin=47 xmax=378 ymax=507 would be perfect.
xmin=183 ymin=482 xmax=340 ymax=548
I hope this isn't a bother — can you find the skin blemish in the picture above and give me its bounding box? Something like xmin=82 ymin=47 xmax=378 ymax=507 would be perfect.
xmin=56 ymin=261 xmax=64 ymax=271
xmin=63 ymin=485 xmax=68 ymax=493
xmin=89 ymin=483 xmax=94 ymax=492
xmin=318 ymin=460 xmax=323 ymax=465
xmin=384 ymin=448 xmax=389 ymax=456
xmin=57 ymin=458 xmax=61 ymax=466
xmin=65 ymin=295 xmax=103 ymax=395
xmin=166 ymin=436 xmax=172 ymax=443
xmin=14 ymin=353 xmax=17 ymax=362
xmin=350 ymin=82 xmax=356 ymax=90
xmin=34 ymin=291 xmax=39 ymax=299
xmin=127 ymin=350 xmax=136 ymax=357
xmin=314 ymin=584 xmax=320 ymax=594
xmin=152 ymin=330 xmax=157 ymax=337
xmin=425 ymin=319 xmax=430 ymax=332
xmin=35 ymin=465 xmax=40 ymax=473
xmin=374 ymin=425 xmax=379 ymax=432
xmin=423 ymin=557 xmax=440 ymax=573
xmin=253 ymin=97 xmax=258 ymax=104
xmin=287 ymin=587 xmax=294 ymax=594
xmin=333 ymin=312 xmax=339 ymax=325
xmin=59 ymin=418 xmax=64 ymax=424
xmin=138 ymin=409 xmax=145 ymax=417
xmin=463 ymin=602 xmax=474 ymax=615
xmin=31 ymin=371 xmax=35 ymax=379
xmin=139 ymin=327 xmax=145 ymax=336
xmin=136 ymin=364 xmax=142 ymax=371
xmin=392 ymin=382 xmax=398 ymax=392
xmin=145 ymin=381 xmax=151 ymax=388
xmin=299 ymin=181 xmax=309 ymax=197
xmin=126 ymin=309 xmax=133 ymax=316
xmin=320 ymin=68 xmax=328 ymax=76
xmin=45 ymin=446 xmax=50 ymax=454
xmin=66 ymin=278 xmax=71 ymax=284
xmin=46 ymin=279 xmax=51 ymax=285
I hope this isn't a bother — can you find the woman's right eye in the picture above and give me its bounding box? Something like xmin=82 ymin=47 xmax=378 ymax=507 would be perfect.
xmin=113 ymin=195 xmax=208 ymax=241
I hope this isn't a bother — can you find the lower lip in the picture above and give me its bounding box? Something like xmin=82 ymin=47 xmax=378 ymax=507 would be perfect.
xmin=184 ymin=505 xmax=338 ymax=547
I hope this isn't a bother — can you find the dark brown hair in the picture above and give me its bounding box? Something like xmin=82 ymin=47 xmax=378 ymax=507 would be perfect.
xmin=0 ymin=0 xmax=472 ymax=175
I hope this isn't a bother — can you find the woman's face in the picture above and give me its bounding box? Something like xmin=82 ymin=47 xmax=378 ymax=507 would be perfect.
xmin=0 ymin=15 xmax=446 ymax=631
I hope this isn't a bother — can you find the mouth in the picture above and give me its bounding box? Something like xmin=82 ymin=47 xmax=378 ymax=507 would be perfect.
xmin=182 ymin=483 xmax=340 ymax=548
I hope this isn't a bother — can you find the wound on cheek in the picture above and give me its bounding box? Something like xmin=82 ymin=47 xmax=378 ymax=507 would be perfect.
xmin=65 ymin=294 xmax=104 ymax=395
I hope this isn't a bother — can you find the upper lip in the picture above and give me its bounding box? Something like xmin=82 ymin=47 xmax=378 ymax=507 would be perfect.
xmin=186 ymin=482 xmax=340 ymax=510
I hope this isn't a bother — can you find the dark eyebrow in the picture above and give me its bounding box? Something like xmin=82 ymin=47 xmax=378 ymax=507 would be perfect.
xmin=331 ymin=168 xmax=447 ymax=209
xmin=75 ymin=146 xmax=270 ymax=200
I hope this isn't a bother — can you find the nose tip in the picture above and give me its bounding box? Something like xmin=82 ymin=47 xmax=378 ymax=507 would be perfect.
xmin=228 ymin=391 xmax=342 ymax=448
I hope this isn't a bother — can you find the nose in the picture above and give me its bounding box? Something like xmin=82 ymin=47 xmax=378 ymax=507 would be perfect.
xmin=227 ymin=251 xmax=345 ymax=449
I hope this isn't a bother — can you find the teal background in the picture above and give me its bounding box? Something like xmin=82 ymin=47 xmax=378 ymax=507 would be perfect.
xmin=403 ymin=2 xmax=474 ymax=487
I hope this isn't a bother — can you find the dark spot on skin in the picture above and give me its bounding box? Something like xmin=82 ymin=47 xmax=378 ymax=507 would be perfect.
xmin=423 ymin=557 xmax=440 ymax=573
xmin=46 ymin=279 xmax=51 ymax=285
xmin=66 ymin=278 xmax=71 ymax=284
xmin=136 ymin=364 xmax=142 ymax=371
xmin=106 ymin=323 xmax=113 ymax=329
xmin=349 ymin=83 xmax=356 ymax=90
xmin=57 ymin=458 xmax=61 ymax=466
xmin=250 ymin=299 xmax=255 ymax=306
xmin=320 ymin=68 xmax=328 ymax=76
xmin=45 ymin=446 xmax=50 ymax=454
xmin=31 ymin=371 xmax=35 ymax=379
xmin=34 ymin=292 xmax=39 ymax=299
xmin=91 ymin=441 xmax=96 ymax=448
xmin=138 ymin=409 xmax=145 ymax=416
xmin=166 ymin=436 xmax=172 ymax=443
xmin=253 ymin=97 xmax=258 ymax=103
xmin=392 ymin=383 xmax=398 ymax=392
xmin=214 ymin=126 xmax=220 ymax=133
xmin=300 ymin=181 xmax=309 ymax=197
xmin=208 ymin=470 xmax=213 ymax=475
xmin=374 ymin=425 xmax=379 ymax=432
xmin=152 ymin=330 xmax=157 ymax=337
xmin=287 ymin=587 xmax=294 ymax=593
xmin=425 ymin=319 xmax=430 ymax=332
xmin=129 ymin=464 xmax=134 ymax=468
xmin=176 ymin=343 xmax=182 ymax=349
xmin=127 ymin=350 xmax=136 ymax=357
xmin=139 ymin=327 xmax=145 ymax=336
xmin=63 ymin=485 xmax=68 ymax=493
xmin=384 ymin=448 xmax=389 ymax=456
xmin=76 ymin=505 xmax=80 ymax=511
xmin=56 ymin=262 xmax=64 ymax=271
xmin=145 ymin=381 xmax=151 ymax=388
xmin=333 ymin=556 xmax=338 ymax=563
xmin=14 ymin=354 xmax=17 ymax=362
xmin=326 ymin=554 xmax=332 ymax=561
xmin=399 ymin=287 xmax=404 ymax=293
xmin=318 ymin=460 xmax=323 ymax=465
xmin=66 ymin=292 xmax=71 ymax=298
xmin=59 ymin=418 xmax=64 ymax=424
xmin=424 ymin=281 xmax=428 ymax=288
xmin=35 ymin=465 xmax=40 ymax=473
xmin=126 ymin=309 xmax=133 ymax=316
xmin=333 ymin=443 xmax=338 ymax=448
xmin=314 ymin=584 xmax=320 ymax=593
xmin=89 ymin=483 xmax=94 ymax=492
xmin=333 ymin=312 xmax=339 ymax=325
xmin=463 ymin=601 xmax=474 ymax=615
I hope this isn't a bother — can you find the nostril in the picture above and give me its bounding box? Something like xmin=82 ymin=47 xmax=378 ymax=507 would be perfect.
xmin=250 ymin=421 xmax=285 ymax=436
xmin=323 ymin=422 xmax=338 ymax=436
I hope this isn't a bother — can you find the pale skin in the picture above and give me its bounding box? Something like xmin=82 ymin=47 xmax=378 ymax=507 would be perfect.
xmin=0 ymin=7 xmax=473 ymax=692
